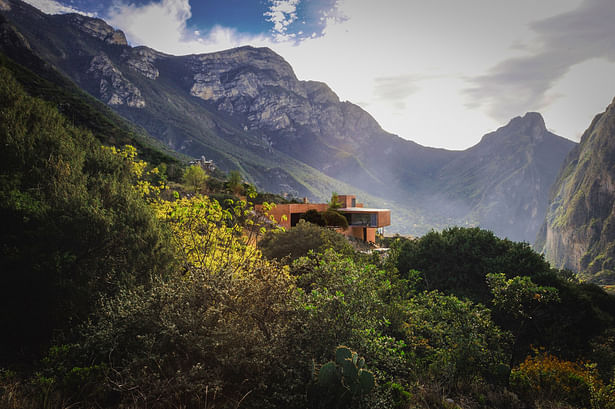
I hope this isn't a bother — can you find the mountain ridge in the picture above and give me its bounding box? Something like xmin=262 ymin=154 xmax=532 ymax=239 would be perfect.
xmin=0 ymin=0 xmax=577 ymax=240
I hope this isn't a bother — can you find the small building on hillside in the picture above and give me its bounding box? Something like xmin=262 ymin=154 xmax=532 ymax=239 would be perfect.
xmin=189 ymin=155 xmax=216 ymax=172
xmin=255 ymin=194 xmax=391 ymax=243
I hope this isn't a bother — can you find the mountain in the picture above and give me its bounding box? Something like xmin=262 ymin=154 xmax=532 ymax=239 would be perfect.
xmin=0 ymin=0 xmax=577 ymax=240
xmin=0 ymin=0 xmax=378 ymax=202
xmin=537 ymin=97 xmax=615 ymax=284
xmin=436 ymin=113 xmax=576 ymax=243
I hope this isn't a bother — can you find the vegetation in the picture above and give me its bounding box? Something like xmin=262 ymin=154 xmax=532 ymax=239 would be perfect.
xmin=259 ymin=219 xmax=354 ymax=262
xmin=183 ymin=164 xmax=209 ymax=193
xmin=1 ymin=65 xmax=615 ymax=409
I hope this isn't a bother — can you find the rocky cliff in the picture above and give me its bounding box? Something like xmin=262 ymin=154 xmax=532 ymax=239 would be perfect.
xmin=537 ymin=97 xmax=615 ymax=283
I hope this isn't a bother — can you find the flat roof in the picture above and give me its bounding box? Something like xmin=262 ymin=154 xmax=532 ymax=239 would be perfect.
xmin=339 ymin=207 xmax=390 ymax=212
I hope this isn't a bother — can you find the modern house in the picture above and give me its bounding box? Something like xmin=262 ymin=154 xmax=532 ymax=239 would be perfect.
xmin=256 ymin=195 xmax=391 ymax=243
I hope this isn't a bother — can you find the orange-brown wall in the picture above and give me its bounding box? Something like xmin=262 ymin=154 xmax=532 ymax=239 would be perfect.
xmin=377 ymin=210 xmax=391 ymax=227
xmin=337 ymin=195 xmax=363 ymax=208
xmin=255 ymin=203 xmax=328 ymax=229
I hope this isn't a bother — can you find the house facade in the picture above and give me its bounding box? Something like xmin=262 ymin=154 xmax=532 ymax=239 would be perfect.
xmin=256 ymin=195 xmax=391 ymax=243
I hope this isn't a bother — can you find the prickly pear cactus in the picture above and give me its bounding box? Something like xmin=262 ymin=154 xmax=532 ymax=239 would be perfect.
xmin=308 ymin=345 xmax=375 ymax=409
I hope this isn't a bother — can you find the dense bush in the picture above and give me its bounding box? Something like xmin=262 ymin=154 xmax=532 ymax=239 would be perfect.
xmin=259 ymin=219 xmax=354 ymax=262
xmin=510 ymin=351 xmax=615 ymax=409
xmin=404 ymin=291 xmax=511 ymax=385
xmin=0 ymin=67 xmax=175 ymax=362
xmin=391 ymin=227 xmax=550 ymax=302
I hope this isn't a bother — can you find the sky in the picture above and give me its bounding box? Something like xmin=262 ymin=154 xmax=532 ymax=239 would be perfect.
xmin=23 ymin=0 xmax=615 ymax=150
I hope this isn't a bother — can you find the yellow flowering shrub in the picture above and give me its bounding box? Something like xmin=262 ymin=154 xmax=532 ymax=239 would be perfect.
xmin=102 ymin=144 xmax=164 ymax=200
xmin=510 ymin=351 xmax=611 ymax=408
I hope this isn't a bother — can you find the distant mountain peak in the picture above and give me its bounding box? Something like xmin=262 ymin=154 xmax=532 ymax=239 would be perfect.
xmin=506 ymin=112 xmax=546 ymax=134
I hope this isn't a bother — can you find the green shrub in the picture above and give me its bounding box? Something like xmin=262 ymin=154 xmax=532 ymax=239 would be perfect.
xmin=404 ymin=291 xmax=511 ymax=384
xmin=259 ymin=220 xmax=353 ymax=262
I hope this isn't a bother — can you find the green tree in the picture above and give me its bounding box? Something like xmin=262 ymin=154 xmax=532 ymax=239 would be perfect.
xmin=323 ymin=209 xmax=349 ymax=229
xmin=404 ymin=291 xmax=511 ymax=384
xmin=227 ymin=169 xmax=243 ymax=196
xmin=487 ymin=273 xmax=559 ymax=364
xmin=0 ymin=67 xmax=174 ymax=362
xmin=75 ymin=194 xmax=302 ymax=408
xmin=301 ymin=209 xmax=326 ymax=226
xmin=329 ymin=192 xmax=343 ymax=210
xmin=392 ymin=227 xmax=550 ymax=302
xmin=323 ymin=192 xmax=349 ymax=229
xmin=182 ymin=164 xmax=208 ymax=193
xmin=259 ymin=220 xmax=353 ymax=262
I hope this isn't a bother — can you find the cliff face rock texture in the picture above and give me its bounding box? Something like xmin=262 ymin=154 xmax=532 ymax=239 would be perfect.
xmin=537 ymin=97 xmax=615 ymax=283
xmin=123 ymin=47 xmax=160 ymax=80
xmin=185 ymin=45 xmax=379 ymax=147
xmin=64 ymin=13 xmax=127 ymax=45
xmin=87 ymin=54 xmax=145 ymax=107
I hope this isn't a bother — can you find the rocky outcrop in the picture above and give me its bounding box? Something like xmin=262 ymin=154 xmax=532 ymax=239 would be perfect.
xmin=87 ymin=54 xmax=145 ymax=108
xmin=64 ymin=14 xmax=127 ymax=45
xmin=122 ymin=47 xmax=160 ymax=80
xmin=187 ymin=46 xmax=381 ymax=142
xmin=0 ymin=17 xmax=29 ymax=50
xmin=538 ymin=97 xmax=615 ymax=283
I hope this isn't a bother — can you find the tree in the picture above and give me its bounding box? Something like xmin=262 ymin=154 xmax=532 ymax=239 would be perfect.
xmin=75 ymin=194 xmax=302 ymax=408
xmin=182 ymin=164 xmax=208 ymax=193
xmin=227 ymin=170 xmax=243 ymax=196
xmin=259 ymin=220 xmax=353 ymax=263
xmin=329 ymin=192 xmax=343 ymax=210
xmin=487 ymin=273 xmax=559 ymax=364
xmin=392 ymin=227 xmax=551 ymax=303
xmin=404 ymin=291 xmax=511 ymax=384
xmin=0 ymin=68 xmax=174 ymax=362
xmin=301 ymin=209 xmax=326 ymax=226
xmin=323 ymin=209 xmax=349 ymax=229
xmin=325 ymin=192 xmax=349 ymax=229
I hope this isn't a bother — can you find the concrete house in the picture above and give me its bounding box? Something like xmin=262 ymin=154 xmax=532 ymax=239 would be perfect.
xmin=256 ymin=195 xmax=391 ymax=243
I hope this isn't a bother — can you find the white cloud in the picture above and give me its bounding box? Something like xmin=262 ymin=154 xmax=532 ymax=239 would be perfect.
xmin=264 ymin=0 xmax=301 ymax=41
xmin=465 ymin=0 xmax=615 ymax=130
xmin=23 ymin=0 xmax=96 ymax=16
xmin=105 ymin=0 xmax=272 ymax=55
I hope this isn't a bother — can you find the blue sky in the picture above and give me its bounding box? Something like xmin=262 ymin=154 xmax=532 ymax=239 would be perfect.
xmin=22 ymin=0 xmax=615 ymax=150
xmin=46 ymin=0 xmax=340 ymax=41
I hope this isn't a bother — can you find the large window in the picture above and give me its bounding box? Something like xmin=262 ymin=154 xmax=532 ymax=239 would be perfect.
xmin=346 ymin=212 xmax=377 ymax=227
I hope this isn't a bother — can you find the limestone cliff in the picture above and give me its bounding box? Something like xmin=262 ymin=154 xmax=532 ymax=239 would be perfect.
xmin=538 ymin=97 xmax=615 ymax=283
xmin=64 ymin=13 xmax=127 ymax=45
xmin=87 ymin=54 xmax=145 ymax=107
xmin=122 ymin=46 xmax=161 ymax=80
